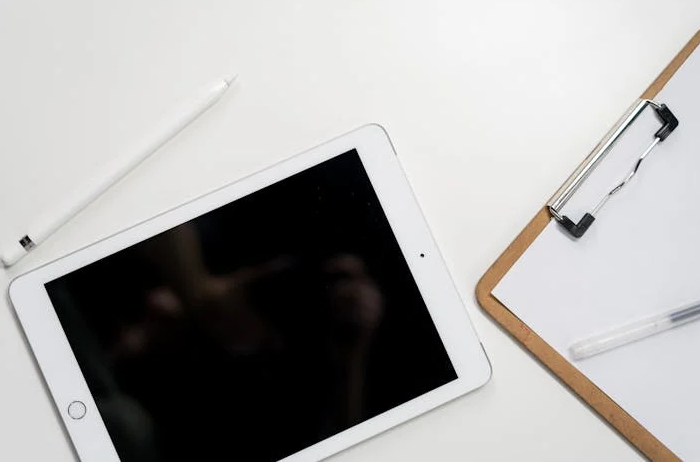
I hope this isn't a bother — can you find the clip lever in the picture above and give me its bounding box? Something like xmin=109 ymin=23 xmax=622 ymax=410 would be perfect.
xmin=548 ymin=99 xmax=678 ymax=239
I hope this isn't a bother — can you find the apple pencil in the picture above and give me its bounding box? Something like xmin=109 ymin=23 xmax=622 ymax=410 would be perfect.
xmin=569 ymin=300 xmax=700 ymax=360
xmin=0 ymin=75 xmax=237 ymax=267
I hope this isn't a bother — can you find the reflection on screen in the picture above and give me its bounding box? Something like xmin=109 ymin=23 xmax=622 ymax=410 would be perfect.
xmin=45 ymin=150 xmax=457 ymax=462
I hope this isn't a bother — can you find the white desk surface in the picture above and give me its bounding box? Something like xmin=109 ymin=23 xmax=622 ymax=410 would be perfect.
xmin=0 ymin=2 xmax=698 ymax=460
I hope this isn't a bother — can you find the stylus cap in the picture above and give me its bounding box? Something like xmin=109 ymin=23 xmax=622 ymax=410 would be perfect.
xmin=0 ymin=240 xmax=27 ymax=267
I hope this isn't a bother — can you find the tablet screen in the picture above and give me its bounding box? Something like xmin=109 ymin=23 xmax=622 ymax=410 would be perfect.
xmin=44 ymin=150 xmax=456 ymax=462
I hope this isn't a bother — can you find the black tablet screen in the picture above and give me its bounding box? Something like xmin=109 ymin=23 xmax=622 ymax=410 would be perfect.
xmin=45 ymin=150 xmax=456 ymax=462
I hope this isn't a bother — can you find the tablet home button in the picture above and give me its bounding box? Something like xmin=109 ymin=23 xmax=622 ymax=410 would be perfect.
xmin=68 ymin=401 xmax=87 ymax=420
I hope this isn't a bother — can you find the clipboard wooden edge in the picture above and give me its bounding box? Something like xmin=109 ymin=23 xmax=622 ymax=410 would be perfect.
xmin=476 ymin=29 xmax=700 ymax=461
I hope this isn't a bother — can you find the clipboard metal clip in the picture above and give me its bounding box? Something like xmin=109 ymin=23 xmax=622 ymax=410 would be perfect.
xmin=548 ymin=99 xmax=678 ymax=238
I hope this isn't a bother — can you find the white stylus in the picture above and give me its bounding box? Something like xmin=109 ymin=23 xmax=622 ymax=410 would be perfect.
xmin=0 ymin=75 xmax=237 ymax=267
xmin=569 ymin=300 xmax=700 ymax=360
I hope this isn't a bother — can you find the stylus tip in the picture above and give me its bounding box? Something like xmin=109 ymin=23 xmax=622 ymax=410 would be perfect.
xmin=224 ymin=74 xmax=238 ymax=87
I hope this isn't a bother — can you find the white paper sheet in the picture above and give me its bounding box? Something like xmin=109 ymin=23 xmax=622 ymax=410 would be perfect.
xmin=494 ymin=47 xmax=700 ymax=459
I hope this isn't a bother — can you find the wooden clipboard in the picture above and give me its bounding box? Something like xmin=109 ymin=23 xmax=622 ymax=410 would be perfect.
xmin=476 ymin=29 xmax=700 ymax=461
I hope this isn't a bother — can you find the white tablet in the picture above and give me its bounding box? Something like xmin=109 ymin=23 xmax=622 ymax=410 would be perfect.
xmin=9 ymin=124 xmax=490 ymax=462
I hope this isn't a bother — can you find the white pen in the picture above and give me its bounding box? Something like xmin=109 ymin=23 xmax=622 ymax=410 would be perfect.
xmin=0 ymin=75 xmax=237 ymax=267
xmin=569 ymin=300 xmax=700 ymax=360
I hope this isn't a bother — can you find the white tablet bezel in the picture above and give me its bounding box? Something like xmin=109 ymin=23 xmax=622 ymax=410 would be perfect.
xmin=8 ymin=124 xmax=491 ymax=462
